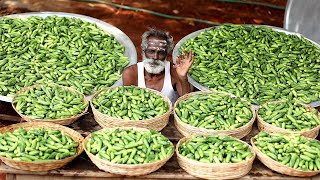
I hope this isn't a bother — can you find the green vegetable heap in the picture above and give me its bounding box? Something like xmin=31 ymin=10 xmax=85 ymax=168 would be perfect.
xmin=254 ymin=132 xmax=320 ymax=171
xmin=86 ymin=128 xmax=174 ymax=164
xmin=180 ymin=24 xmax=320 ymax=104
xmin=13 ymin=84 xmax=88 ymax=119
xmin=179 ymin=135 xmax=253 ymax=163
xmin=0 ymin=128 xmax=79 ymax=161
xmin=93 ymin=86 xmax=169 ymax=120
xmin=258 ymin=101 xmax=320 ymax=130
xmin=175 ymin=93 xmax=253 ymax=130
xmin=0 ymin=16 xmax=129 ymax=96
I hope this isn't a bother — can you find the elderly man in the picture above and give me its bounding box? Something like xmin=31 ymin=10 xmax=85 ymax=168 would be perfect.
xmin=122 ymin=28 xmax=194 ymax=103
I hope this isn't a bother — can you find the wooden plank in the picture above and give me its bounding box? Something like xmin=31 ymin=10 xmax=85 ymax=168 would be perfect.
xmin=0 ymin=114 xmax=22 ymax=122
xmin=5 ymin=174 xmax=15 ymax=180
xmin=7 ymin=174 xmax=315 ymax=180
xmin=0 ymin=109 xmax=319 ymax=179
xmin=2 ymin=163 xmax=317 ymax=180
xmin=8 ymin=174 xmax=193 ymax=180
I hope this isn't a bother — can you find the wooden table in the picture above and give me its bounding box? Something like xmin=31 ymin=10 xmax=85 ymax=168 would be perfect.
xmin=0 ymin=107 xmax=319 ymax=180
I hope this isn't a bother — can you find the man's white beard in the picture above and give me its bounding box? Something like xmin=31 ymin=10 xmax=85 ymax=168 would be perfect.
xmin=143 ymin=55 xmax=165 ymax=74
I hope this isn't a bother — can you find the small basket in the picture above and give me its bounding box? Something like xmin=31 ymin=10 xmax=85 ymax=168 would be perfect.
xmin=90 ymin=86 xmax=172 ymax=131
xmin=176 ymin=135 xmax=256 ymax=180
xmin=174 ymin=91 xmax=256 ymax=139
xmin=11 ymin=84 xmax=89 ymax=125
xmin=257 ymin=100 xmax=320 ymax=139
xmin=0 ymin=122 xmax=84 ymax=171
xmin=251 ymin=136 xmax=320 ymax=177
xmin=83 ymin=127 xmax=174 ymax=176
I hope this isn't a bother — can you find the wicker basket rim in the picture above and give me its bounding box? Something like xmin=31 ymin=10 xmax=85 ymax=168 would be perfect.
xmin=83 ymin=126 xmax=174 ymax=167
xmin=256 ymin=100 xmax=320 ymax=133
xmin=11 ymin=84 xmax=89 ymax=121
xmin=0 ymin=155 xmax=78 ymax=164
xmin=173 ymin=91 xmax=256 ymax=133
xmin=175 ymin=135 xmax=256 ymax=166
xmin=250 ymin=135 xmax=320 ymax=173
xmin=0 ymin=122 xmax=84 ymax=164
xmin=174 ymin=111 xmax=256 ymax=133
xmin=174 ymin=90 xmax=252 ymax=108
xmin=257 ymin=114 xmax=320 ymax=133
xmin=90 ymin=86 xmax=173 ymax=122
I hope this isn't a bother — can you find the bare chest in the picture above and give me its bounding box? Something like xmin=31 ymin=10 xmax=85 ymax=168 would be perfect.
xmin=144 ymin=75 xmax=165 ymax=92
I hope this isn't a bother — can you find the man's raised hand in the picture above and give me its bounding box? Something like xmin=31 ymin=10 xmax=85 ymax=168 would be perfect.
xmin=174 ymin=49 xmax=194 ymax=80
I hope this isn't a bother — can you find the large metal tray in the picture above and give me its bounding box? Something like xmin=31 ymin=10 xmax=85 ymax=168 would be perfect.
xmin=0 ymin=12 xmax=137 ymax=102
xmin=284 ymin=0 xmax=320 ymax=45
xmin=172 ymin=25 xmax=320 ymax=108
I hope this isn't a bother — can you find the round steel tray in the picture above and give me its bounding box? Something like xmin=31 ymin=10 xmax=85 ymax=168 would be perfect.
xmin=0 ymin=12 xmax=137 ymax=102
xmin=284 ymin=0 xmax=320 ymax=45
xmin=172 ymin=25 xmax=320 ymax=108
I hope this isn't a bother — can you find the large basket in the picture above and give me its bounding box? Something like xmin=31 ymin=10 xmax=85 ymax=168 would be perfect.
xmin=11 ymin=84 xmax=89 ymax=125
xmin=0 ymin=122 xmax=84 ymax=171
xmin=257 ymin=100 xmax=320 ymax=139
xmin=174 ymin=91 xmax=256 ymax=139
xmin=176 ymin=135 xmax=256 ymax=180
xmin=91 ymin=86 xmax=172 ymax=131
xmin=251 ymin=136 xmax=320 ymax=177
xmin=83 ymin=127 xmax=174 ymax=176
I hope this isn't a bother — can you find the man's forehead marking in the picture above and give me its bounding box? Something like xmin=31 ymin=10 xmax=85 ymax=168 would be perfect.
xmin=147 ymin=47 xmax=166 ymax=51
xmin=148 ymin=39 xmax=167 ymax=47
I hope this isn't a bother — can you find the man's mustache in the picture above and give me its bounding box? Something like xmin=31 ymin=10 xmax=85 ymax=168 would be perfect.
xmin=143 ymin=57 xmax=165 ymax=74
xmin=149 ymin=60 xmax=161 ymax=65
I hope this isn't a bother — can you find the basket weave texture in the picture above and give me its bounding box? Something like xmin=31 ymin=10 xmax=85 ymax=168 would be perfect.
xmin=83 ymin=127 xmax=174 ymax=176
xmin=257 ymin=100 xmax=320 ymax=139
xmin=251 ymin=137 xmax=320 ymax=177
xmin=0 ymin=122 xmax=84 ymax=171
xmin=174 ymin=91 xmax=256 ymax=139
xmin=11 ymin=84 xmax=89 ymax=125
xmin=91 ymin=86 xmax=172 ymax=131
xmin=176 ymin=135 xmax=256 ymax=180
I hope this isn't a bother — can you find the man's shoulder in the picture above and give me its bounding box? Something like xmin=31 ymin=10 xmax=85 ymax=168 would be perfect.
xmin=123 ymin=63 xmax=138 ymax=74
xmin=122 ymin=63 xmax=139 ymax=85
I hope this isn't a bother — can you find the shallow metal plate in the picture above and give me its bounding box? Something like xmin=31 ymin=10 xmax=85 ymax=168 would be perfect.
xmin=0 ymin=12 xmax=137 ymax=102
xmin=173 ymin=25 xmax=320 ymax=108
xmin=284 ymin=0 xmax=320 ymax=45
xmin=173 ymin=27 xmax=212 ymax=92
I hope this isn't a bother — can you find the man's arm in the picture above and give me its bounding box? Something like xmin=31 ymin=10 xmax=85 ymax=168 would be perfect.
xmin=173 ymin=50 xmax=194 ymax=96
xmin=175 ymin=75 xmax=192 ymax=96
xmin=122 ymin=64 xmax=138 ymax=86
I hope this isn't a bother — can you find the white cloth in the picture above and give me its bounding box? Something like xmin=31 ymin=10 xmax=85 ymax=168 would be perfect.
xmin=137 ymin=61 xmax=178 ymax=104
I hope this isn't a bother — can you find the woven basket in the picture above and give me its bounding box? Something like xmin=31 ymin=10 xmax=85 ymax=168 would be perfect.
xmin=251 ymin=136 xmax=320 ymax=177
xmin=11 ymin=84 xmax=89 ymax=125
xmin=174 ymin=91 xmax=256 ymax=139
xmin=0 ymin=122 xmax=84 ymax=171
xmin=91 ymin=86 xmax=172 ymax=131
xmin=176 ymin=135 xmax=256 ymax=180
xmin=83 ymin=127 xmax=174 ymax=176
xmin=257 ymin=100 xmax=320 ymax=139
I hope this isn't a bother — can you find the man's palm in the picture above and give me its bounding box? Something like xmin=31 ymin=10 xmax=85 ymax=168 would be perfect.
xmin=174 ymin=50 xmax=194 ymax=80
